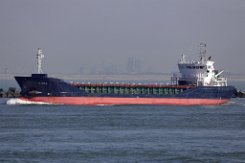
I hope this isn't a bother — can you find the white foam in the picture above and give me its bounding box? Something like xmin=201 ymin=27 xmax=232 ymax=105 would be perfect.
xmin=95 ymin=104 xmax=115 ymax=106
xmin=6 ymin=98 xmax=51 ymax=105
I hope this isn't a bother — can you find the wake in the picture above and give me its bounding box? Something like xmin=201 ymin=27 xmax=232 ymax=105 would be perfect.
xmin=6 ymin=98 xmax=51 ymax=105
xmin=227 ymin=99 xmax=245 ymax=107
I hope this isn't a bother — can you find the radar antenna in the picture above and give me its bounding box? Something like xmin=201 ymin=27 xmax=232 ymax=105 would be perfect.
xmin=37 ymin=48 xmax=44 ymax=74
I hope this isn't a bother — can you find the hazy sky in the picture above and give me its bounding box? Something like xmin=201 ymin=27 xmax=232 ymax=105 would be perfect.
xmin=0 ymin=0 xmax=245 ymax=74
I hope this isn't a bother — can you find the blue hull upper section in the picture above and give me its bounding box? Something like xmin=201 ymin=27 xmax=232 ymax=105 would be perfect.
xmin=15 ymin=74 xmax=236 ymax=100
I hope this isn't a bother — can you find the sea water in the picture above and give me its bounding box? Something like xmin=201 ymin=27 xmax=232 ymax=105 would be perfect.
xmin=0 ymin=98 xmax=245 ymax=163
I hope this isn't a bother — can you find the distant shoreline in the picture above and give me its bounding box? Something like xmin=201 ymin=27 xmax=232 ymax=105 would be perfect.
xmin=1 ymin=73 xmax=245 ymax=82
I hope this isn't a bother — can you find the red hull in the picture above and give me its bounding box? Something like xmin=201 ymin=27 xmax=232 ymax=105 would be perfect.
xmin=18 ymin=97 xmax=229 ymax=106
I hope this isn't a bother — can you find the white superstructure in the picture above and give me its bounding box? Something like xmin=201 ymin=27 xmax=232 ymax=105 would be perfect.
xmin=171 ymin=43 xmax=227 ymax=86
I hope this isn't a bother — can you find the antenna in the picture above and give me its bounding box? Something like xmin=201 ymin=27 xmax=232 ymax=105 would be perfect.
xmin=180 ymin=53 xmax=186 ymax=63
xmin=37 ymin=48 xmax=44 ymax=74
xmin=199 ymin=42 xmax=206 ymax=62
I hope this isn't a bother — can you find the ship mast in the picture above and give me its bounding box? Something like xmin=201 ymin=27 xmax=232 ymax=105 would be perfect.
xmin=199 ymin=42 xmax=206 ymax=63
xmin=37 ymin=48 xmax=44 ymax=74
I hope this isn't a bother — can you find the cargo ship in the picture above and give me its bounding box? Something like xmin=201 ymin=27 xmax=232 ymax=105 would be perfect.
xmin=14 ymin=44 xmax=236 ymax=105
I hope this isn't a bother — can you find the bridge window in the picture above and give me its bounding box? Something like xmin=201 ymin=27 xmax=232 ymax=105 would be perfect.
xmin=200 ymin=66 xmax=205 ymax=69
